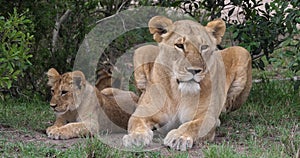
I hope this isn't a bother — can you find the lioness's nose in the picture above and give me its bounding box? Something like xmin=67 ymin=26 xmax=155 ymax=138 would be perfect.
xmin=186 ymin=67 xmax=202 ymax=75
xmin=50 ymin=103 xmax=57 ymax=109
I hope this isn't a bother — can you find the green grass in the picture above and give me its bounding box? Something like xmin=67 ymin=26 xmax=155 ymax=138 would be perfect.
xmin=0 ymin=80 xmax=299 ymax=157
xmin=215 ymin=80 xmax=300 ymax=158
xmin=0 ymin=98 xmax=52 ymax=131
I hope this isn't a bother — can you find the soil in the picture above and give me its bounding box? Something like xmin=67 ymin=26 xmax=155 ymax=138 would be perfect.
xmin=0 ymin=124 xmax=84 ymax=150
xmin=0 ymin=123 xmax=233 ymax=157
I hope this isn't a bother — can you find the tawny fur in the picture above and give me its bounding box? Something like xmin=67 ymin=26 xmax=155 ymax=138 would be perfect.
xmin=46 ymin=68 xmax=138 ymax=140
xmin=123 ymin=16 xmax=252 ymax=151
xmin=95 ymin=68 xmax=113 ymax=91
xmin=133 ymin=45 xmax=159 ymax=92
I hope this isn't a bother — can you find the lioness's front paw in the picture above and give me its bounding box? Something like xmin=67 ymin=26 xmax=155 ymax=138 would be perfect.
xmin=122 ymin=129 xmax=153 ymax=147
xmin=47 ymin=128 xmax=72 ymax=140
xmin=164 ymin=129 xmax=194 ymax=151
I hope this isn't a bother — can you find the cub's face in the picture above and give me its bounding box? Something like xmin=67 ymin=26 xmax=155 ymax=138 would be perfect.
xmin=49 ymin=73 xmax=75 ymax=114
xmin=47 ymin=68 xmax=86 ymax=115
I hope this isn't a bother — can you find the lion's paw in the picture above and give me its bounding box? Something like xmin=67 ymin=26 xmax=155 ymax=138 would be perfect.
xmin=47 ymin=128 xmax=72 ymax=140
xmin=163 ymin=129 xmax=194 ymax=151
xmin=122 ymin=129 xmax=153 ymax=148
xmin=46 ymin=126 xmax=58 ymax=135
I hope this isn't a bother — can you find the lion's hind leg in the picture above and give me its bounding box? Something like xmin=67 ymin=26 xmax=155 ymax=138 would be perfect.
xmin=225 ymin=63 xmax=252 ymax=112
xmin=133 ymin=45 xmax=159 ymax=92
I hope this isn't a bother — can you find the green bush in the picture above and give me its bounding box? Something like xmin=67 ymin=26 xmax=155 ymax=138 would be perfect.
xmin=0 ymin=1 xmax=129 ymax=99
xmin=226 ymin=0 xmax=300 ymax=71
xmin=0 ymin=8 xmax=34 ymax=89
xmin=160 ymin=0 xmax=300 ymax=72
xmin=0 ymin=1 xmax=298 ymax=99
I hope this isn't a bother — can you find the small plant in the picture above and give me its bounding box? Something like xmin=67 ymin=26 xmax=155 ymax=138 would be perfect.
xmin=0 ymin=8 xmax=34 ymax=89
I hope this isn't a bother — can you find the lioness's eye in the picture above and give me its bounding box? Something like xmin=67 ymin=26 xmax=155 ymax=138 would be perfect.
xmin=175 ymin=43 xmax=184 ymax=50
xmin=201 ymin=45 xmax=209 ymax=51
xmin=61 ymin=90 xmax=68 ymax=96
xmin=51 ymin=89 xmax=54 ymax=95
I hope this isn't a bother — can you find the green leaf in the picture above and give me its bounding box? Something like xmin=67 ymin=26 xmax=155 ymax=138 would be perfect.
xmin=6 ymin=80 xmax=12 ymax=89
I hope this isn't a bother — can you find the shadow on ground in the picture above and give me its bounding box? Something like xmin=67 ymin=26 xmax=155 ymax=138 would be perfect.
xmin=0 ymin=123 xmax=235 ymax=157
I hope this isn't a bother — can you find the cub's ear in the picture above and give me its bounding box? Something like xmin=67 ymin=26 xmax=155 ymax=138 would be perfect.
xmin=47 ymin=68 xmax=60 ymax=86
xmin=72 ymin=71 xmax=86 ymax=90
xmin=148 ymin=16 xmax=173 ymax=42
xmin=205 ymin=19 xmax=226 ymax=44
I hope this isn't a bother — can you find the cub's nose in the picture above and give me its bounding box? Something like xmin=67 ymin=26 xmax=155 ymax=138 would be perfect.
xmin=50 ymin=103 xmax=57 ymax=109
xmin=186 ymin=67 xmax=202 ymax=75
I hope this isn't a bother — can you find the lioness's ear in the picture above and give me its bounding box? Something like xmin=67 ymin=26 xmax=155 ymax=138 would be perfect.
xmin=72 ymin=71 xmax=86 ymax=90
xmin=47 ymin=68 xmax=60 ymax=86
xmin=148 ymin=16 xmax=173 ymax=42
xmin=205 ymin=19 xmax=226 ymax=44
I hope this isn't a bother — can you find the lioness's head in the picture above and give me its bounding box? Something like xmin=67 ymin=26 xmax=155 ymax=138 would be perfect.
xmin=47 ymin=68 xmax=86 ymax=115
xmin=148 ymin=16 xmax=225 ymax=94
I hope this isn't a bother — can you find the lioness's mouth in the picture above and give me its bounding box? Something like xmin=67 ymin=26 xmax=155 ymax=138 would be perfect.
xmin=177 ymin=79 xmax=201 ymax=94
xmin=176 ymin=79 xmax=199 ymax=85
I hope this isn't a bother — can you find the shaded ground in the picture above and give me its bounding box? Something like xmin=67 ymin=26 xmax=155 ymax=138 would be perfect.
xmin=0 ymin=124 xmax=84 ymax=150
xmin=1 ymin=117 xmax=299 ymax=157
xmin=0 ymin=123 xmax=234 ymax=157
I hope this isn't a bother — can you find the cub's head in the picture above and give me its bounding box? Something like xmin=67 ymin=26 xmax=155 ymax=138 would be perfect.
xmin=148 ymin=16 xmax=225 ymax=94
xmin=47 ymin=68 xmax=86 ymax=115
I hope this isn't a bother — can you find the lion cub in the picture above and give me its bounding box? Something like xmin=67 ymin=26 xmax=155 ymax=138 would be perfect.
xmin=46 ymin=68 xmax=138 ymax=139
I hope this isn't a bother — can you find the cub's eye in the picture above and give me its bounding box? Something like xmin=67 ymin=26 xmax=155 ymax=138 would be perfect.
xmin=51 ymin=89 xmax=54 ymax=95
xmin=175 ymin=43 xmax=184 ymax=50
xmin=61 ymin=90 xmax=68 ymax=96
xmin=201 ymin=45 xmax=209 ymax=51
xmin=158 ymin=28 xmax=167 ymax=34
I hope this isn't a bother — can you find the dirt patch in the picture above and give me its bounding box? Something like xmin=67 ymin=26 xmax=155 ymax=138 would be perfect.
xmin=0 ymin=124 xmax=234 ymax=157
xmin=99 ymin=133 xmax=204 ymax=157
xmin=0 ymin=124 xmax=84 ymax=150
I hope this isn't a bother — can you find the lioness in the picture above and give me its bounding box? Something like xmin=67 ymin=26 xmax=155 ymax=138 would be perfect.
xmin=123 ymin=16 xmax=252 ymax=151
xmin=46 ymin=68 xmax=138 ymax=139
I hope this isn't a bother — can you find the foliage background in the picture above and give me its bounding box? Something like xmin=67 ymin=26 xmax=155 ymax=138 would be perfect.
xmin=0 ymin=0 xmax=299 ymax=99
